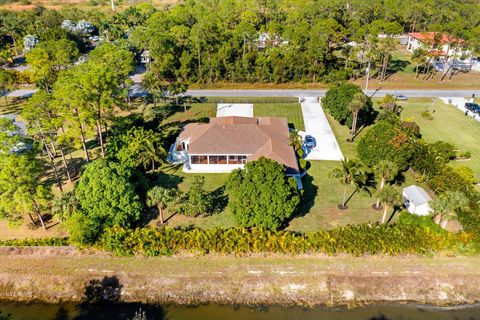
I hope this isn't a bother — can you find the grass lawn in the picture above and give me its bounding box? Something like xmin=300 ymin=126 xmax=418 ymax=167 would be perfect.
xmin=161 ymin=99 xmax=304 ymax=130
xmin=399 ymin=98 xmax=480 ymax=177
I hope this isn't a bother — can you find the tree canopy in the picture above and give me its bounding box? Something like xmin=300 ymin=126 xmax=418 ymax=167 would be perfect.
xmin=71 ymin=159 xmax=143 ymax=244
xmin=226 ymin=157 xmax=300 ymax=230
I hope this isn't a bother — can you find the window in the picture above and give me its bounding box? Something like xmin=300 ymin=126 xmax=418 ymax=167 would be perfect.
xmin=191 ymin=155 xmax=208 ymax=164
xmin=228 ymin=155 xmax=247 ymax=164
xmin=209 ymin=155 xmax=218 ymax=164
xmin=218 ymin=156 xmax=227 ymax=164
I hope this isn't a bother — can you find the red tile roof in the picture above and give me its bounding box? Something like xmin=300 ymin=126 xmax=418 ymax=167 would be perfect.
xmin=178 ymin=116 xmax=299 ymax=174
xmin=408 ymin=32 xmax=463 ymax=44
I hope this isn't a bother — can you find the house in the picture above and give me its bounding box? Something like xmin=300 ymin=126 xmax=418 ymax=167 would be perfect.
xmin=256 ymin=33 xmax=288 ymax=49
xmin=168 ymin=116 xmax=300 ymax=176
xmin=402 ymin=185 xmax=432 ymax=216
xmin=406 ymin=32 xmax=471 ymax=62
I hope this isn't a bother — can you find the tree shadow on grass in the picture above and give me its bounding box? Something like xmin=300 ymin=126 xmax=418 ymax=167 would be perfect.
xmin=290 ymin=173 xmax=318 ymax=221
xmin=152 ymin=171 xmax=184 ymax=188
xmin=83 ymin=276 xmax=122 ymax=304
xmin=208 ymin=185 xmax=229 ymax=214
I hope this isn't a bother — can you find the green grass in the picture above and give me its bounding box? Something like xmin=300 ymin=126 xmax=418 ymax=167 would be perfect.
xmin=161 ymin=100 xmax=305 ymax=130
xmin=254 ymin=103 xmax=304 ymax=131
xmin=399 ymin=98 xmax=480 ymax=177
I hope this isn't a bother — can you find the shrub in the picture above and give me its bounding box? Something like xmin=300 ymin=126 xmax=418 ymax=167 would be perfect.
xmin=0 ymin=237 xmax=69 ymax=246
xmin=100 ymin=223 xmax=478 ymax=257
xmin=321 ymin=82 xmax=375 ymax=129
xmin=427 ymin=166 xmax=473 ymax=194
xmin=357 ymin=120 xmax=414 ymax=171
xmin=421 ymin=109 xmax=433 ymax=120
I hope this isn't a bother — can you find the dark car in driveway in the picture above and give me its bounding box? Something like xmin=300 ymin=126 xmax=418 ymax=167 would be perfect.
xmin=302 ymin=135 xmax=316 ymax=158
xmin=465 ymin=102 xmax=480 ymax=114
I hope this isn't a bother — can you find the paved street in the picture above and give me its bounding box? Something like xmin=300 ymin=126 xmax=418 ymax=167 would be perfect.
xmin=187 ymin=89 xmax=480 ymax=98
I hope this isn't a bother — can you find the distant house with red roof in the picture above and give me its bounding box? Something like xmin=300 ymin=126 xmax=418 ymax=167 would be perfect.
xmin=406 ymin=32 xmax=470 ymax=61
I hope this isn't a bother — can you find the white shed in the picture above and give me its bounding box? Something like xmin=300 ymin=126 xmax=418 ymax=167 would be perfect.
xmin=402 ymin=185 xmax=432 ymax=216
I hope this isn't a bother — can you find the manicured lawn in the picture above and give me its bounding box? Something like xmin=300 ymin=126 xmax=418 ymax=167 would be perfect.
xmin=399 ymin=98 xmax=480 ymax=177
xmin=254 ymin=103 xmax=305 ymax=131
xmin=161 ymin=99 xmax=304 ymax=130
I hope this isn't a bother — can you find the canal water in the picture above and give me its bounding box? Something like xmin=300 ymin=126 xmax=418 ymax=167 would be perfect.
xmin=0 ymin=302 xmax=480 ymax=320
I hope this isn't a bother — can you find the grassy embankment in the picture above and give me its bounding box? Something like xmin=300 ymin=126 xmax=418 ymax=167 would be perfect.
xmin=1 ymin=251 xmax=480 ymax=306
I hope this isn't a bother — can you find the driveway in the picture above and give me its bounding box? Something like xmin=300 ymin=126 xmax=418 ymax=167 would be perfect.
xmin=216 ymin=103 xmax=253 ymax=117
xmin=300 ymin=97 xmax=343 ymax=161
xmin=439 ymin=97 xmax=480 ymax=122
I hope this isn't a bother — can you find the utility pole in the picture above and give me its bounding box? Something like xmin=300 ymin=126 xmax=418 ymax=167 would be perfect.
xmin=364 ymin=59 xmax=371 ymax=95
xmin=111 ymin=0 xmax=115 ymax=12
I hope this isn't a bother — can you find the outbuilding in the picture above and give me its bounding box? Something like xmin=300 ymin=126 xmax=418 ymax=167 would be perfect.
xmin=402 ymin=185 xmax=432 ymax=216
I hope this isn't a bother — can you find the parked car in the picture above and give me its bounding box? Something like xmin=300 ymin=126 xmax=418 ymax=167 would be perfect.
xmin=465 ymin=102 xmax=480 ymax=114
xmin=303 ymin=135 xmax=316 ymax=149
xmin=393 ymin=92 xmax=408 ymax=100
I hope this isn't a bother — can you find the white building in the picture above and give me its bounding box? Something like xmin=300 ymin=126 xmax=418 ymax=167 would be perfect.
xmin=168 ymin=116 xmax=300 ymax=176
xmin=402 ymin=185 xmax=433 ymax=216
xmin=406 ymin=32 xmax=471 ymax=62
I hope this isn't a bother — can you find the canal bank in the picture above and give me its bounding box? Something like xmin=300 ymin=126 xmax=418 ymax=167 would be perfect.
xmin=1 ymin=249 xmax=480 ymax=307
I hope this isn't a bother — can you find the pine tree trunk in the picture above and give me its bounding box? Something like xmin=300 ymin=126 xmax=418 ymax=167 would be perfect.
xmin=32 ymin=199 xmax=46 ymax=230
xmin=27 ymin=213 xmax=37 ymax=226
xmin=96 ymin=120 xmax=105 ymax=158
xmin=43 ymin=139 xmax=63 ymax=192
xmin=75 ymin=108 xmax=90 ymax=162
xmin=59 ymin=145 xmax=72 ymax=183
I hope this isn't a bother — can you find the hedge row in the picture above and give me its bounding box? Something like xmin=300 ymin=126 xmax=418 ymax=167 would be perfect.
xmin=0 ymin=237 xmax=69 ymax=246
xmin=100 ymin=223 xmax=478 ymax=257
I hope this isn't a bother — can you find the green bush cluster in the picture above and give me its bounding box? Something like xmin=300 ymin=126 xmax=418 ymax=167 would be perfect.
xmin=0 ymin=237 xmax=69 ymax=246
xmin=100 ymin=223 xmax=477 ymax=257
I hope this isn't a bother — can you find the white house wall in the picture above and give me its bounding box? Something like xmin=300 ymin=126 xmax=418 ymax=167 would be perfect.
xmin=184 ymin=164 xmax=245 ymax=173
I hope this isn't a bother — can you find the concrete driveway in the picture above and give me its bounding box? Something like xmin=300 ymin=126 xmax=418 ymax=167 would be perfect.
xmin=439 ymin=97 xmax=480 ymax=122
xmin=300 ymin=97 xmax=343 ymax=161
xmin=216 ymin=103 xmax=253 ymax=117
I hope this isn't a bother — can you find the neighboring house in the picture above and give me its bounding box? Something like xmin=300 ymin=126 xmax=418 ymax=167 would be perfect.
xmin=406 ymin=32 xmax=471 ymax=63
xmin=169 ymin=116 xmax=300 ymax=177
xmin=140 ymin=50 xmax=151 ymax=64
xmin=402 ymin=185 xmax=432 ymax=216
xmin=256 ymin=33 xmax=288 ymax=49
xmin=0 ymin=114 xmax=30 ymax=153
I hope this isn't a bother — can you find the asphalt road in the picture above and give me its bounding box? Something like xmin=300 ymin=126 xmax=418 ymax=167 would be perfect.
xmin=187 ymin=89 xmax=480 ymax=98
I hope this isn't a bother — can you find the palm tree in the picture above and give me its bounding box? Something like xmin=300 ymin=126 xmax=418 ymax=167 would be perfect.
xmin=137 ymin=137 xmax=166 ymax=172
xmin=329 ymin=158 xmax=364 ymax=209
xmin=431 ymin=191 xmax=469 ymax=229
xmin=51 ymin=191 xmax=77 ymax=222
xmin=377 ymin=185 xmax=400 ymax=224
xmin=411 ymin=48 xmax=427 ymax=78
xmin=348 ymin=92 xmax=367 ymax=139
xmin=373 ymin=160 xmax=399 ymax=209
xmin=146 ymin=186 xmax=178 ymax=225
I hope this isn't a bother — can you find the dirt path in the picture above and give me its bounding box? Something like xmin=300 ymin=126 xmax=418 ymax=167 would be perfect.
xmin=1 ymin=250 xmax=480 ymax=307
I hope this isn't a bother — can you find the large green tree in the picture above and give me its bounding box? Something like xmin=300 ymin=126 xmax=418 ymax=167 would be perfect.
xmin=71 ymin=159 xmax=143 ymax=244
xmin=322 ymin=83 xmax=374 ymax=129
xmin=0 ymin=154 xmax=51 ymax=229
xmin=25 ymin=39 xmax=79 ymax=92
xmin=226 ymin=157 xmax=300 ymax=230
